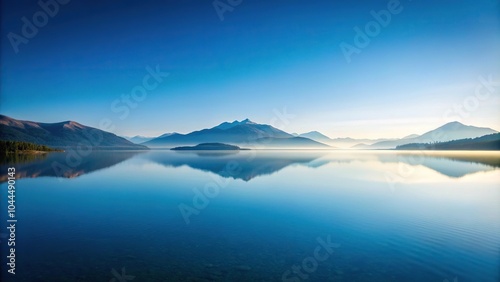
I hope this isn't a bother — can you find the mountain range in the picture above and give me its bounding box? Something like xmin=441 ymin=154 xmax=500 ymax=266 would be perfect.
xmin=365 ymin=121 xmax=498 ymax=149
xmin=143 ymin=119 xmax=497 ymax=149
xmin=0 ymin=115 xmax=498 ymax=150
xmin=289 ymin=122 xmax=497 ymax=149
xmin=292 ymin=131 xmax=399 ymax=148
xmin=397 ymin=133 xmax=500 ymax=150
xmin=144 ymin=119 xmax=329 ymax=148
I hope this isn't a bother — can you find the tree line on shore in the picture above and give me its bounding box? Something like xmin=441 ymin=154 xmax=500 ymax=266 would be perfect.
xmin=0 ymin=140 xmax=62 ymax=153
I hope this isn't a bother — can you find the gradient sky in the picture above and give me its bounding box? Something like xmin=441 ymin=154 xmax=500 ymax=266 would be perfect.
xmin=1 ymin=0 xmax=499 ymax=138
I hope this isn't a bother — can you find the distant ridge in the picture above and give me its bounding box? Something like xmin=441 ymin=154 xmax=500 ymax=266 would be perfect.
xmin=298 ymin=131 xmax=332 ymax=143
xmin=329 ymin=137 xmax=396 ymax=148
xmin=0 ymin=115 xmax=148 ymax=150
xmin=397 ymin=133 xmax=500 ymax=150
xmin=403 ymin=134 xmax=420 ymax=139
xmin=124 ymin=135 xmax=154 ymax=144
xmin=145 ymin=119 xmax=330 ymax=149
xmin=3 ymin=115 xmax=496 ymax=151
xmin=350 ymin=143 xmax=371 ymax=149
xmin=368 ymin=121 xmax=498 ymax=149
xmin=297 ymin=131 xmax=398 ymax=149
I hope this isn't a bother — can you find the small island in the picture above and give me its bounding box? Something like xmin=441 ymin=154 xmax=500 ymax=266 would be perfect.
xmin=171 ymin=143 xmax=249 ymax=151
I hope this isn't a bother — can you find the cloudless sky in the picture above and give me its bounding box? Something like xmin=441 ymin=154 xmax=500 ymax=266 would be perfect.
xmin=1 ymin=0 xmax=499 ymax=138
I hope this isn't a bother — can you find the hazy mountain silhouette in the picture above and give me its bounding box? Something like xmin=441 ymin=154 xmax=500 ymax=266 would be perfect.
xmin=298 ymin=131 xmax=333 ymax=143
xmin=0 ymin=151 xmax=144 ymax=183
xmin=369 ymin=121 xmax=498 ymax=149
xmin=350 ymin=143 xmax=371 ymax=149
xmin=333 ymin=137 xmax=397 ymax=148
xmin=295 ymin=131 xmax=396 ymax=148
xmin=402 ymin=134 xmax=420 ymax=139
xmin=125 ymin=135 xmax=154 ymax=144
xmin=0 ymin=115 xmax=148 ymax=150
xmin=397 ymin=133 xmax=500 ymax=150
xmin=145 ymin=119 xmax=329 ymax=148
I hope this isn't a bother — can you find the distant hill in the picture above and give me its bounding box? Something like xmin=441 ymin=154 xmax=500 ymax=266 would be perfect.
xmin=298 ymin=131 xmax=332 ymax=143
xmin=158 ymin=132 xmax=178 ymax=138
xmin=397 ymin=133 xmax=500 ymax=150
xmin=329 ymin=137 xmax=396 ymax=148
xmin=369 ymin=121 xmax=498 ymax=149
xmin=418 ymin=121 xmax=496 ymax=141
xmin=125 ymin=135 xmax=154 ymax=144
xmin=291 ymin=131 xmax=398 ymax=149
xmin=145 ymin=119 xmax=329 ymax=149
xmin=252 ymin=137 xmax=330 ymax=148
xmin=403 ymin=134 xmax=420 ymax=139
xmin=350 ymin=143 xmax=371 ymax=149
xmin=171 ymin=143 xmax=246 ymax=151
xmin=0 ymin=115 xmax=148 ymax=150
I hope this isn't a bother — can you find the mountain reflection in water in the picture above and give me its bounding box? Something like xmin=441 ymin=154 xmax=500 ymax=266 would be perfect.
xmin=1 ymin=150 xmax=499 ymax=183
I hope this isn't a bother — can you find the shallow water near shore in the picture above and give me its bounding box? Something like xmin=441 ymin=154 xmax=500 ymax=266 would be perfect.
xmin=1 ymin=150 xmax=499 ymax=281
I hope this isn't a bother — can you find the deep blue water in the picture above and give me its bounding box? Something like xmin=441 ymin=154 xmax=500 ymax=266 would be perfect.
xmin=1 ymin=150 xmax=499 ymax=281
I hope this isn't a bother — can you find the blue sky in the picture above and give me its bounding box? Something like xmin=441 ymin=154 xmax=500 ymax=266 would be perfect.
xmin=1 ymin=0 xmax=499 ymax=138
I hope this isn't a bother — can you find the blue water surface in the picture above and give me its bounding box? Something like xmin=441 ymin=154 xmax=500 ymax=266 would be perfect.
xmin=1 ymin=150 xmax=499 ymax=281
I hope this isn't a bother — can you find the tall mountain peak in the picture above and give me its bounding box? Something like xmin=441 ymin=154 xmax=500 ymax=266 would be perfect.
xmin=215 ymin=119 xmax=257 ymax=130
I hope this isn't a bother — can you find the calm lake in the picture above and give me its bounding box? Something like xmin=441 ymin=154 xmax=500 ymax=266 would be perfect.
xmin=1 ymin=150 xmax=499 ymax=282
